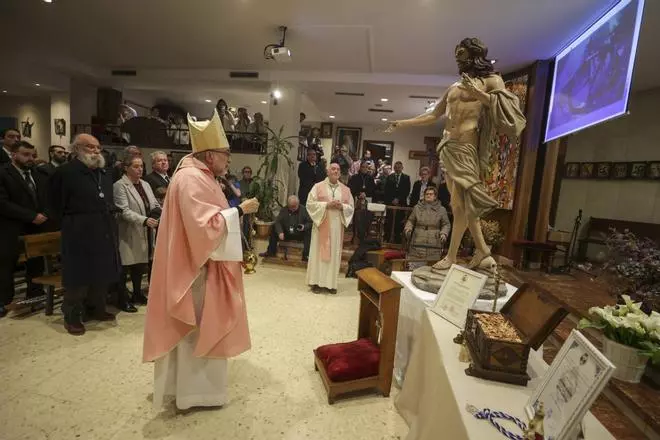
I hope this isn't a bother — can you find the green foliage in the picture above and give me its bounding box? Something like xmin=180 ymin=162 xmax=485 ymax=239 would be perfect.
xmin=249 ymin=126 xmax=296 ymax=222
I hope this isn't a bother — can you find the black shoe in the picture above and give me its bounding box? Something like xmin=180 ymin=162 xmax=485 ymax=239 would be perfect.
xmin=328 ymin=289 xmax=337 ymax=295
xmin=64 ymin=321 xmax=86 ymax=335
xmin=132 ymin=294 xmax=148 ymax=305
xmin=0 ymin=305 xmax=7 ymax=318
xmin=118 ymin=302 xmax=138 ymax=313
xmin=311 ymin=285 xmax=322 ymax=294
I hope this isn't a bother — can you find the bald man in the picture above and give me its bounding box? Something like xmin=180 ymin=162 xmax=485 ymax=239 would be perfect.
xmin=260 ymin=195 xmax=312 ymax=261
xmin=49 ymin=134 xmax=121 ymax=335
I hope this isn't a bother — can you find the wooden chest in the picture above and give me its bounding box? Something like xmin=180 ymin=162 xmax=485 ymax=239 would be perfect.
xmin=464 ymin=283 xmax=567 ymax=385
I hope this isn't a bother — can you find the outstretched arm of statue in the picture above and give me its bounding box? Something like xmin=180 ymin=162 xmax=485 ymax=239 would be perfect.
xmin=386 ymin=90 xmax=448 ymax=132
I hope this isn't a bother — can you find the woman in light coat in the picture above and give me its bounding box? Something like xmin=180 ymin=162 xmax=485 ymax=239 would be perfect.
xmin=404 ymin=186 xmax=451 ymax=261
xmin=113 ymin=156 xmax=160 ymax=312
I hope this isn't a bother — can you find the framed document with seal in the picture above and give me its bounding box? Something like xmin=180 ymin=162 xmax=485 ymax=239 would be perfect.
xmin=429 ymin=264 xmax=487 ymax=329
xmin=525 ymin=330 xmax=615 ymax=440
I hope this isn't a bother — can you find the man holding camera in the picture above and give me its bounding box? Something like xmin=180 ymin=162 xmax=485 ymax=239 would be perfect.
xmin=260 ymin=195 xmax=312 ymax=261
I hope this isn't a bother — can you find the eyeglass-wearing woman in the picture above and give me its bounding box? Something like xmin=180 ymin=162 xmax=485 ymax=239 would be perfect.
xmin=113 ymin=156 xmax=160 ymax=312
xmin=404 ymin=186 xmax=451 ymax=261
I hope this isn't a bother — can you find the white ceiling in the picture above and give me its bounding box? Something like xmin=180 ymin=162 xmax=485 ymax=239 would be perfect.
xmin=1 ymin=0 xmax=658 ymax=124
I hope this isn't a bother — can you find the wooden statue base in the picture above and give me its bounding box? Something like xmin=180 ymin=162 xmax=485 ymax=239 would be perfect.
xmin=313 ymin=349 xmax=384 ymax=404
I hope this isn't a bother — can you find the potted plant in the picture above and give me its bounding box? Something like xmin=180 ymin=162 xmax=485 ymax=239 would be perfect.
xmin=578 ymin=295 xmax=660 ymax=383
xmin=248 ymin=126 xmax=296 ymax=239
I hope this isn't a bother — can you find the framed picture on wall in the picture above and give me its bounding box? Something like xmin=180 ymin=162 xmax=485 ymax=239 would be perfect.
xmin=564 ymin=162 xmax=579 ymax=178
xmin=611 ymin=162 xmax=628 ymax=179
xmin=335 ymin=127 xmax=362 ymax=157
xmin=362 ymin=140 xmax=394 ymax=163
xmin=648 ymin=161 xmax=660 ymax=180
xmin=54 ymin=118 xmax=66 ymax=136
xmin=630 ymin=162 xmax=647 ymax=179
xmin=579 ymin=162 xmax=594 ymax=179
xmin=320 ymin=122 xmax=333 ymax=139
xmin=595 ymin=162 xmax=611 ymax=179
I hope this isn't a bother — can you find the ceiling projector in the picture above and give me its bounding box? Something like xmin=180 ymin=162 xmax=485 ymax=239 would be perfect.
xmin=264 ymin=26 xmax=292 ymax=63
xmin=270 ymin=46 xmax=292 ymax=63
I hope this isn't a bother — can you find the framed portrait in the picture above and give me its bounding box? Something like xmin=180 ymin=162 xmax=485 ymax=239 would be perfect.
xmin=611 ymin=162 xmax=628 ymax=179
xmin=54 ymin=118 xmax=66 ymax=136
xmin=594 ymin=162 xmax=611 ymax=179
xmin=335 ymin=127 xmax=362 ymax=157
xmin=526 ymin=330 xmax=614 ymax=440
xmin=320 ymin=122 xmax=333 ymax=139
xmin=648 ymin=161 xmax=660 ymax=180
xmin=630 ymin=162 xmax=647 ymax=179
xmin=578 ymin=163 xmax=594 ymax=179
xmin=564 ymin=162 xmax=579 ymax=178
xmin=363 ymin=140 xmax=394 ymax=162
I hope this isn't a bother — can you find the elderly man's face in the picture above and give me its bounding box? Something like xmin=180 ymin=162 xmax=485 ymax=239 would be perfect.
xmin=307 ymin=150 xmax=317 ymax=164
xmin=153 ymin=154 xmax=169 ymax=173
xmin=420 ymin=169 xmax=429 ymax=181
xmin=242 ymin=167 xmax=252 ymax=179
xmin=288 ymin=199 xmax=299 ymax=211
xmin=328 ymin=163 xmax=341 ymax=181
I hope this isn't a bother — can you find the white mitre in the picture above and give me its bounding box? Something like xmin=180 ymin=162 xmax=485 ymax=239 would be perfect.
xmin=187 ymin=109 xmax=230 ymax=153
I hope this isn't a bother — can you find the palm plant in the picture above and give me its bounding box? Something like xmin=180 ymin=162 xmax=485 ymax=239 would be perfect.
xmin=248 ymin=125 xmax=296 ymax=222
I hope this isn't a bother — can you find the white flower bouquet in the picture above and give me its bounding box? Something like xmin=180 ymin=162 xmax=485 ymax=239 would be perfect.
xmin=579 ymin=295 xmax=660 ymax=364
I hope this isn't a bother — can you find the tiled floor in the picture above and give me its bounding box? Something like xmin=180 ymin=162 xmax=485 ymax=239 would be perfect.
xmin=0 ymin=265 xmax=408 ymax=440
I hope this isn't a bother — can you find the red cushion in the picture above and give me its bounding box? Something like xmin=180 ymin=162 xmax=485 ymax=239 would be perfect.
xmin=316 ymin=338 xmax=380 ymax=382
xmin=383 ymin=250 xmax=406 ymax=260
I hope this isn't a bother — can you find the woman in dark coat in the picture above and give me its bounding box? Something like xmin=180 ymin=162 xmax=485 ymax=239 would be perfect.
xmin=404 ymin=186 xmax=451 ymax=261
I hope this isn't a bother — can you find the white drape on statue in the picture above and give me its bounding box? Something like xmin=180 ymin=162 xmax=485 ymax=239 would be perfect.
xmin=305 ymin=180 xmax=354 ymax=290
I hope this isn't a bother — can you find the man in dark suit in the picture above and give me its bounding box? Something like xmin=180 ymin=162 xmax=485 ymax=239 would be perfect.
xmin=0 ymin=141 xmax=53 ymax=317
xmin=348 ymin=161 xmax=377 ymax=243
xmin=298 ymin=149 xmax=326 ymax=206
xmin=384 ymin=161 xmax=411 ymax=243
xmin=49 ymin=134 xmax=121 ymax=335
xmin=37 ymin=145 xmax=68 ymax=178
xmin=143 ymin=150 xmax=170 ymax=195
xmin=260 ymin=195 xmax=312 ymax=261
xmin=1 ymin=128 xmax=21 ymax=165
xmin=409 ymin=166 xmax=437 ymax=206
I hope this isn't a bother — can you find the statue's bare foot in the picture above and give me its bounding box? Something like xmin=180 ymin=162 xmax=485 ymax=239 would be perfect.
xmin=467 ymin=249 xmax=492 ymax=269
xmin=432 ymin=257 xmax=455 ymax=271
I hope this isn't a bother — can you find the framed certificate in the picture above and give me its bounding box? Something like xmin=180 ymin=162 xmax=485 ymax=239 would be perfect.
xmin=525 ymin=330 xmax=615 ymax=440
xmin=429 ymin=264 xmax=487 ymax=329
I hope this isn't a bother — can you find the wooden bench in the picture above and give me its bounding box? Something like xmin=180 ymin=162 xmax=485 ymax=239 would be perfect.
xmin=19 ymin=232 xmax=63 ymax=315
xmin=578 ymin=217 xmax=660 ymax=261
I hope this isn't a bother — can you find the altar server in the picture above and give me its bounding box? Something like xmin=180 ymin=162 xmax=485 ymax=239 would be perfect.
xmin=306 ymin=162 xmax=354 ymax=294
xmin=143 ymin=110 xmax=259 ymax=410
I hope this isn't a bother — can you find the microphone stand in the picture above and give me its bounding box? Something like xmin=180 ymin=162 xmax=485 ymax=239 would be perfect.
xmin=553 ymin=209 xmax=582 ymax=274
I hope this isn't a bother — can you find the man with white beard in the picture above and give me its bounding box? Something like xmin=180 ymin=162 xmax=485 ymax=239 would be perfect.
xmin=49 ymin=134 xmax=122 ymax=335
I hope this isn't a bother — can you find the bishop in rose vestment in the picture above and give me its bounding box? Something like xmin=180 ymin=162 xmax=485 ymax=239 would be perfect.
xmin=306 ymin=163 xmax=354 ymax=292
xmin=143 ymin=110 xmax=256 ymax=410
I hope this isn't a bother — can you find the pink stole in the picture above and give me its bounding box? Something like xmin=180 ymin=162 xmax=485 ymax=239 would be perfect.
xmin=316 ymin=182 xmax=351 ymax=262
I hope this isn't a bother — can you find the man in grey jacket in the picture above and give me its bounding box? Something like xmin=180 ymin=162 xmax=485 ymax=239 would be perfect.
xmin=260 ymin=195 xmax=312 ymax=261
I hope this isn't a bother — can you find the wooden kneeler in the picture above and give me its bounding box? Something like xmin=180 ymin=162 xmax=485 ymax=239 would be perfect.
xmin=313 ymin=267 xmax=401 ymax=404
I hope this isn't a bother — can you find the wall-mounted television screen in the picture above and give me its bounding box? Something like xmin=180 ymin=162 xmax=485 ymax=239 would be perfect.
xmin=544 ymin=0 xmax=645 ymax=143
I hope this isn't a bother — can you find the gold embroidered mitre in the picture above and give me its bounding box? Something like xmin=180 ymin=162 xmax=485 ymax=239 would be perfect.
xmin=187 ymin=109 xmax=230 ymax=153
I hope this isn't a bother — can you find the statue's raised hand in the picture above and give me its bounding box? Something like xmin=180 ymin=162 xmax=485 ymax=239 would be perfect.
xmin=460 ymin=73 xmax=481 ymax=96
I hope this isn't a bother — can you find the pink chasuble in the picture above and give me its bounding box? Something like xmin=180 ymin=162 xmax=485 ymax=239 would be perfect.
xmin=143 ymin=157 xmax=250 ymax=362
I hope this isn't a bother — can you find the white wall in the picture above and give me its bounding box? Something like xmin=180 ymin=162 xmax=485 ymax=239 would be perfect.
xmin=0 ymin=95 xmax=51 ymax=159
xmin=555 ymin=87 xmax=660 ymax=231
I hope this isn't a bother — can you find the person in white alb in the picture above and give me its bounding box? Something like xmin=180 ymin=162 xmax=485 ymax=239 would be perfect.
xmin=305 ymin=162 xmax=354 ymax=294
